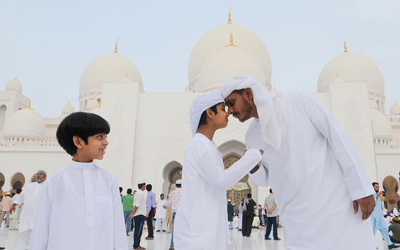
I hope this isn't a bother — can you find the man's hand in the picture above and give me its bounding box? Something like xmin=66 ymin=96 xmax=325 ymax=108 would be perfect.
xmin=146 ymin=213 xmax=149 ymax=218
xmin=267 ymin=210 xmax=272 ymax=215
xmin=129 ymin=213 xmax=134 ymax=219
xmin=353 ymin=195 xmax=375 ymax=220
xmin=9 ymin=203 xmax=17 ymax=215
xmin=250 ymin=165 xmax=259 ymax=174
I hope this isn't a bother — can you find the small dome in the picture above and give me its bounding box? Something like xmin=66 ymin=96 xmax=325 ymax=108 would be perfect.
xmin=370 ymin=109 xmax=392 ymax=139
xmin=87 ymin=99 xmax=99 ymax=110
xmin=318 ymin=52 xmax=384 ymax=93
xmin=3 ymin=107 xmax=46 ymax=140
xmin=188 ymin=24 xmax=271 ymax=90
xmin=79 ymin=53 xmax=143 ymax=95
xmin=369 ymin=99 xmax=378 ymax=110
xmin=196 ymin=46 xmax=268 ymax=92
xmin=390 ymin=103 xmax=400 ymax=115
xmin=61 ymin=103 xmax=75 ymax=114
xmin=6 ymin=78 xmax=22 ymax=93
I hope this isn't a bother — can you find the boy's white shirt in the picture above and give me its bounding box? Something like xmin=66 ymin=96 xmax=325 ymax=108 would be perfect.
xmin=28 ymin=160 xmax=128 ymax=250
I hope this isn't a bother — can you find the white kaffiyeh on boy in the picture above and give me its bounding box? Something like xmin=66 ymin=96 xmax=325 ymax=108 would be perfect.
xmin=174 ymin=92 xmax=262 ymax=250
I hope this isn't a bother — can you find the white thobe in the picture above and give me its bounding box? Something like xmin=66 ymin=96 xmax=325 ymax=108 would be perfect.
xmin=174 ymin=133 xmax=262 ymax=250
xmin=155 ymin=199 xmax=167 ymax=219
xmin=247 ymin=91 xmax=375 ymax=250
xmin=28 ymin=160 xmax=128 ymax=250
xmin=13 ymin=182 xmax=45 ymax=233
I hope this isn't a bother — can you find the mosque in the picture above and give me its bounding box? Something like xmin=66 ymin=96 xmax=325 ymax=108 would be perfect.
xmin=1 ymin=9 xmax=399 ymax=210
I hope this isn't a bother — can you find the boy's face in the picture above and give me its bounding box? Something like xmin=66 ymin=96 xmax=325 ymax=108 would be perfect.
xmin=75 ymin=133 xmax=109 ymax=162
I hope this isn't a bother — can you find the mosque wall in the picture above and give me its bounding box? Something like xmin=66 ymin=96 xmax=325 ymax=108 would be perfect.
xmin=0 ymin=151 xmax=70 ymax=191
xmin=95 ymin=82 xmax=143 ymax=190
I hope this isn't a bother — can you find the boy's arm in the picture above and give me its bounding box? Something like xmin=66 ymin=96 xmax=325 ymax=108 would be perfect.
xmin=28 ymin=181 xmax=52 ymax=249
xmin=110 ymin=175 xmax=129 ymax=250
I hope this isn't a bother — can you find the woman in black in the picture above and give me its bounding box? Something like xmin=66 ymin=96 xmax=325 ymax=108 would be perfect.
xmin=242 ymin=193 xmax=257 ymax=237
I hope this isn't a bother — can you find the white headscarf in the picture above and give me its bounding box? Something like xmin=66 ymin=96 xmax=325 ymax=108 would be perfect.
xmin=189 ymin=92 xmax=225 ymax=137
xmin=219 ymin=76 xmax=284 ymax=151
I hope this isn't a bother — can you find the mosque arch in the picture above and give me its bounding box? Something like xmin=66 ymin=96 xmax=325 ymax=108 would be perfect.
xmin=83 ymin=100 xmax=88 ymax=110
xmin=0 ymin=172 xmax=5 ymax=194
xmin=382 ymin=175 xmax=400 ymax=212
xmin=218 ymin=140 xmax=254 ymax=207
xmin=161 ymin=161 xmax=182 ymax=196
xmin=0 ymin=105 xmax=6 ymax=132
xmin=10 ymin=172 xmax=25 ymax=192
xmin=376 ymin=100 xmax=381 ymax=112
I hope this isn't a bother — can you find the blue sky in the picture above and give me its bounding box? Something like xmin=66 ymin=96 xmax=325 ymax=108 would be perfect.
xmin=1 ymin=0 xmax=399 ymax=117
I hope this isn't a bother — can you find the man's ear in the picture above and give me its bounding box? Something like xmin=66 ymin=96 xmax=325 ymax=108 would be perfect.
xmin=73 ymin=136 xmax=84 ymax=149
xmin=243 ymin=88 xmax=253 ymax=101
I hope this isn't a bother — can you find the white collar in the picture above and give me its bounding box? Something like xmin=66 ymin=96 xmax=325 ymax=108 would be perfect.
xmin=69 ymin=160 xmax=95 ymax=170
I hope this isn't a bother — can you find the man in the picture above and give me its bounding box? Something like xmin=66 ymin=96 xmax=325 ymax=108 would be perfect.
xmin=242 ymin=193 xmax=256 ymax=237
xmin=155 ymin=194 xmax=167 ymax=232
xmin=167 ymin=180 xmax=182 ymax=250
xmin=219 ymin=76 xmax=376 ymax=249
xmin=9 ymin=188 xmax=22 ymax=230
xmin=0 ymin=193 xmax=12 ymax=227
xmin=371 ymin=182 xmax=399 ymax=249
xmin=145 ymin=184 xmax=156 ymax=240
xmin=129 ymin=181 xmax=147 ymax=250
xmin=130 ymin=190 xmax=137 ymax=231
xmin=257 ymin=204 xmax=264 ymax=227
xmin=227 ymin=199 xmax=234 ymax=230
xmin=264 ymin=188 xmax=279 ymax=240
xmin=121 ymin=188 xmax=134 ymax=236
xmin=9 ymin=170 xmax=46 ymax=247
xmin=165 ymin=195 xmax=173 ymax=234
xmin=390 ymin=217 xmax=400 ymax=244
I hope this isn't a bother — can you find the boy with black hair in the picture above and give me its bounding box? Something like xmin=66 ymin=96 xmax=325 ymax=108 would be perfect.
xmin=29 ymin=112 xmax=128 ymax=249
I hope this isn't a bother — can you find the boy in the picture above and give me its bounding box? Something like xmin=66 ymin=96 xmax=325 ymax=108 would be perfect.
xmin=29 ymin=112 xmax=128 ymax=249
xmin=174 ymin=92 xmax=262 ymax=250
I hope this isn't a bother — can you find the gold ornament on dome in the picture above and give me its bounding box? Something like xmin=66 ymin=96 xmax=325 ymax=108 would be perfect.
xmin=344 ymin=37 xmax=348 ymax=53
xmin=228 ymin=6 xmax=232 ymax=24
xmin=225 ymin=33 xmax=238 ymax=47
xmin=114 ymin=38 xmax=119 ymax=53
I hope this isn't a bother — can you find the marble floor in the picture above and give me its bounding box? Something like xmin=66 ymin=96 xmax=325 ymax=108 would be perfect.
xmin=0 ymin=223 xmax=391 ymax=249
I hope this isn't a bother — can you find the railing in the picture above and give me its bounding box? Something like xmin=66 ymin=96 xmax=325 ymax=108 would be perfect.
xmin=0 ymin=136 xmax=60 ymax=148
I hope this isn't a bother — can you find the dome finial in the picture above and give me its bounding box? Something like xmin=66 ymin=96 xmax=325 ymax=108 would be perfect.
xmin=114 ymin=38 xmax=119 ymax=53
xmin=344 ymin=37 xmax=348 ymax=53
xmin=99 ymin=99 xmax=102 ymax=108
xmin=25 ymin=100 xmax=32 ymax=110
xmin=15 ymin=76 xmax=17 ymax=80
xmin=225 ymin=33 xmax=239 ymax=47
xmin=228 ymin=6 xmax=232 ymax=24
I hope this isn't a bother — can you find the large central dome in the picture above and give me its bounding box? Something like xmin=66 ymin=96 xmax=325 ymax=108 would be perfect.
xmin=79 ymin=52 xmax=143 ymax=95
xmin=188 ymin=22 xmax=272 ymax=92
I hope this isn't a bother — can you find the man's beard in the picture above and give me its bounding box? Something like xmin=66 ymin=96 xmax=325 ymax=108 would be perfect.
xmin=239 ymin=97 xmax=252 ymax=123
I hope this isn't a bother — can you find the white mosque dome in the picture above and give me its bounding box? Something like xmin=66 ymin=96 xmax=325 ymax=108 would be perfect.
xmin=79 ymin=52 xmax=143 ymax=95
xmin=390 ymin=103 xmax=400 ymax=115
xmin=62 ymin=103 xmax=75 ymax=114
xmin=6 ymin=78 xmax=22 ymax=93
xmin=3 ymin=107 xmax=46 ymax=140
xmin=369 ymin=99 xmax=378 ymax=110
xmin=196 ymin=46 xmax=267 ymax=92
xmin=87 ymin=99 xmax=99 ymax=110
xmin=318 ymin=52 xmax=384 ymax=93
xmin=188 ymin=24 xmax=272 ymax=91
xmin=369 ymin=109 xmax=392 ymax=139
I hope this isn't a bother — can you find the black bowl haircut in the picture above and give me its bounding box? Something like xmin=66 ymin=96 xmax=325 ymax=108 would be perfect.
xmin=146 ymin=184 xmax=152 ymax=191
xmin=56 ymin=112 xmax=110 ymax=156
xmin=198 ymin=102 xmax=224 ymax=129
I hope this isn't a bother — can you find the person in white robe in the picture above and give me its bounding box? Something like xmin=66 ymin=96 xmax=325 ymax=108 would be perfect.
xmin=9 ymin=170 xmax=47 ymax=247
xmin=174 ymin=91 xmax=263 ymax=250
xmin=219 ymin=76 xmax=376 ymax=250
xmin=237 ymin=199 xmax=244 ymax=231
xmin=27 ymin=112 xmax=128 ymax=250
xmin=155 ymin=194 xmax=168 ymax=232
xmin=9 ymin=188 xmax=22 ymax=230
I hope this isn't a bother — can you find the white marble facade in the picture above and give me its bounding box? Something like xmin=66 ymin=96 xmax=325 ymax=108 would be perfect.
xmin=0 ymin=12 xmax=399 ymax=206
